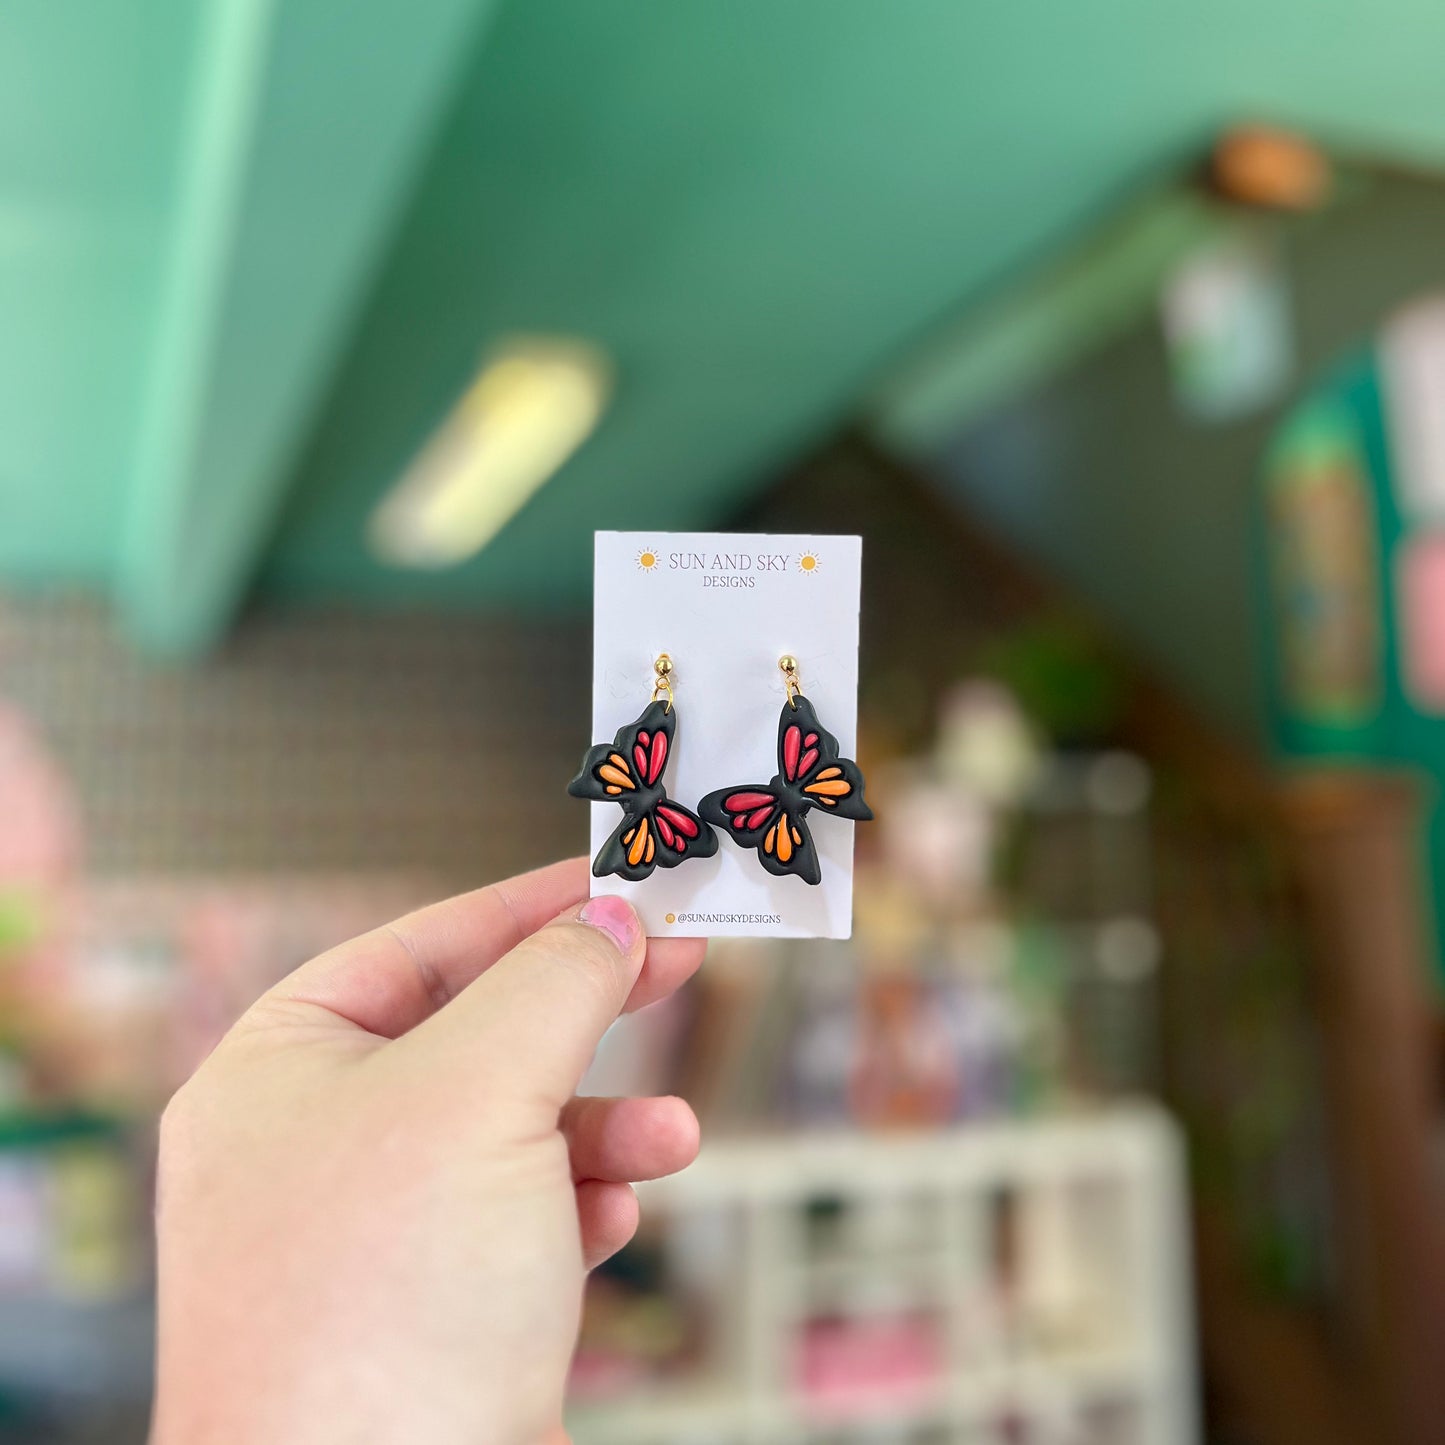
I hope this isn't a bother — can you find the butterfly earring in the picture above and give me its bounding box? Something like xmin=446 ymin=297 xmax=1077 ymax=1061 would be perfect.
xmin=568 ymin=653 xmax=719 ymax=881
xmin=699 ymin=655 xmax=872 ymax=886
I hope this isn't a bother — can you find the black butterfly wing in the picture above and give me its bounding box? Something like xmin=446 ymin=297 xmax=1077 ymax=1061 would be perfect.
xmin=567 ymin=700 xmax=675 ymax=802
xmin=572 ymin=702 xmax=717 ymax=880
xmin=777 ymin=695 xmax=873 ymax=822
xmin=590 ymin=808 xmax=653 ymax=882
xmin=591 ymin=796 xmax=719 ymax=882
xmin=650 ymin=797 xmax=719 ymax=866
xmin=698 ymin=782 xmax=821 ymax=885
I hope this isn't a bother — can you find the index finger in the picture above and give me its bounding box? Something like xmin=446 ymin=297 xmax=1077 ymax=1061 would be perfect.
xmin=266 ymin=857 xmax=590 ymax=1037
xmin=264 ymin=857 xmax=706 ymax=1038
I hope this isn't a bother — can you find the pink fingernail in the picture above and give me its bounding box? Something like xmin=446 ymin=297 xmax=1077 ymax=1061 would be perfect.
xmin=579 ymin=896 xmax=641 ymax=953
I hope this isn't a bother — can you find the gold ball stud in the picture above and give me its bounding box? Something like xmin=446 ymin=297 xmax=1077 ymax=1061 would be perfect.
xmin=654 ymin=653 xmax=674 ymax=677
xmin=778 ymin=654 xmax=798 ymax=675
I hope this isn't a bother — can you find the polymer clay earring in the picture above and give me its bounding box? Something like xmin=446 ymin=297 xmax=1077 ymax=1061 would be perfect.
xmin=569 ymin=654 xmax=718 ymax=881
xmin=699 ymin=655 xmax=872 ymax=886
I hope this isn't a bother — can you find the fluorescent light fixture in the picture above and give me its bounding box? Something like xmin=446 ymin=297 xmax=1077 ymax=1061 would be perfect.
xmin=368 ymin=336 xmax=612 ymax=568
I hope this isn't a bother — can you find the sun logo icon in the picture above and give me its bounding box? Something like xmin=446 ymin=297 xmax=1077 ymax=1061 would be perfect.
xmin=635 ymin=546 xmax=660 ymax=572
xmin=797 ymin=550 xmax=821 ymax=575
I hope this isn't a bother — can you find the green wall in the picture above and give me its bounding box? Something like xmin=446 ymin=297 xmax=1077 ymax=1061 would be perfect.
xmin=915 ymin=173 xmax=1445 ymax=743
xmin=0 ymin=2 xmax=198 ymax=584
xmin=13 ymin=2 xmax=1445 ymax=646
xmin=257 ymin=0 xmax=1445 ymax=612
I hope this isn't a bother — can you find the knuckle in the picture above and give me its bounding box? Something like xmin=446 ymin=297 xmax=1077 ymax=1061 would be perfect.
xmin=157 ymin=1078 xmax=202 ymax=1159
xmin=155 ymin=1084 xmax=203 ymax=1217
xmin=157 ymin=1080 xmax=191 ymax=1140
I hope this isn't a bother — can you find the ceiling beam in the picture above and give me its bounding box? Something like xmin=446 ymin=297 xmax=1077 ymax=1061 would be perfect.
xmin=865 ymin=188 xmax=1224 ymax=456
xmin=119 ymin=0 xmax=498 ymax=656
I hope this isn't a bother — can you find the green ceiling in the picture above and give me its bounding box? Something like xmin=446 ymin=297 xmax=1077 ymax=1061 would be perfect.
xmin=8 ymin=0 xmax=1445 ymax=651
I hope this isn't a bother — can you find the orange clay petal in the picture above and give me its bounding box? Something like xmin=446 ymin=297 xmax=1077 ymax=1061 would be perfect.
xmin=805 ymin=779 xmax=852 ymax=797
xmin=764 ymin=822 xmax=776 ymax=855
xmin=605 ymin=785 xmax=622 ymax=796
xmin=792 ymin=826 xmax=803 ymax=844
xmin=776 ymin=815 xmax=792 ymax=862
xmin=599 ymin=764 xmax=635 ymax=789
xmin=814 ymin=766 xmax=842 ymax=780
xmin=645 ymin=833 xmax=655 ymax=863
xmin=628 ymin=817 xmax=649 ymax=866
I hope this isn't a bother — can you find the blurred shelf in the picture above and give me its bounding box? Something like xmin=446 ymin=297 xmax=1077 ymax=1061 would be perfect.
xmin=570 ymin=1351 xmax=1155 ymax=1445
xmin=641 ymin=1103 xmax=1183 ymax=1204
xmin=571 ymin=1106 xmax=1197 ymax=1445
xmin=792 ymin=1248 xmax=956 ymax=1315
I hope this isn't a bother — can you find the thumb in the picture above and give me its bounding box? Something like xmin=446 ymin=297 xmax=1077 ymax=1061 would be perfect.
xmin=403 ymin=895 xmax=645 ymax=1113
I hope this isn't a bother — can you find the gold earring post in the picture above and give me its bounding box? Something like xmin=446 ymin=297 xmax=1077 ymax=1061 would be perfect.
xmin=779 ymin=653 xmax=801 ymax=708
xmin=652 ymin=653 xmax=674 ymax=711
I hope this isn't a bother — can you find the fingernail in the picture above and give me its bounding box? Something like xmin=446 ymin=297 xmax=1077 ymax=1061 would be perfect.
xmin=579 ymin=896 xmax=641 ymax=953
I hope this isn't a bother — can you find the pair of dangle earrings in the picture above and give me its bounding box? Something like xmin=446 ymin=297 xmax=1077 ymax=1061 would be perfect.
xmin=568 ymin=654 xmax=872 ymax=886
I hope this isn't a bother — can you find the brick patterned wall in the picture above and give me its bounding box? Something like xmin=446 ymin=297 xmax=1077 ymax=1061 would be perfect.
xmin=0 ymin=596 xmax=591 ymax=887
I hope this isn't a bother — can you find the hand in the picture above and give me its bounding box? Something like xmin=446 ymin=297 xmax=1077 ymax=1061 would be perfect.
xmin=150 ymin=858 xmax=704 ymax=1445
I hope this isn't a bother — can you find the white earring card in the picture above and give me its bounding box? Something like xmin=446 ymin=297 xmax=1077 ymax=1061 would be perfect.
xmin=586 ymin=532 xmax=863 ymax=938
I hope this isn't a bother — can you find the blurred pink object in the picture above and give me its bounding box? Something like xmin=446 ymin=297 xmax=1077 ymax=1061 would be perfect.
xmin=0 ymin=702 xmax=83 ymax=1000
xmin=0 ymin=702 xmax=83 ymax=883
xmin=1397 ymin=534 xmax=1445 ymax=710
xmin=795 ymin=1312 xmax=944 ymax=1413
xmin=567 ymin=1347 xmax=650 ymax=1400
